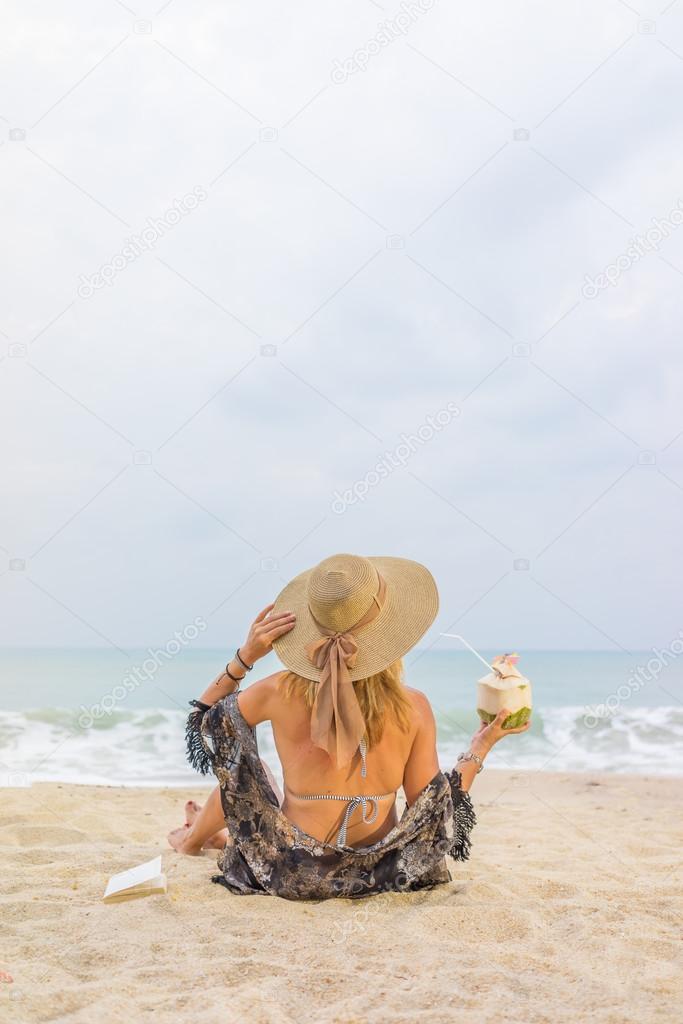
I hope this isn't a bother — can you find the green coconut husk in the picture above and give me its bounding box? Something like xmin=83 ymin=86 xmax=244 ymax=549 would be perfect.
xmin=477 ymin=706 xmax=532 ymax=730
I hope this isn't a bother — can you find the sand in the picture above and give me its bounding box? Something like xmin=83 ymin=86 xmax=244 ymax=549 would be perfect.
xmin=0 ymin=771 xmax=680 ymax=1024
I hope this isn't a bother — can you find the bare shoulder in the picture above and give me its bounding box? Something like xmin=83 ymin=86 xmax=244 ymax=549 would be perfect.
xmin=401 ymin=688 xmax=438 ymax=737
xmin=252 ymin=669 xmax=288 ymax=691
xmin=404 ymin=686 xmax=435 ymax=717
xmin=243 ymin=670 xmax=287 ymax=700
xmin=238 ymin=670 xmax=288 ymax=725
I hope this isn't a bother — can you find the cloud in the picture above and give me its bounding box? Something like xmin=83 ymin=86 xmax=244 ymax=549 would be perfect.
xmin=1 ymin=0 xmax=682 ymax=651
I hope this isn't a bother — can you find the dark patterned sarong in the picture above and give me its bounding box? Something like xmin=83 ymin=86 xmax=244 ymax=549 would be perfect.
xmin=186 ymin=692 xmax=475 ymax=901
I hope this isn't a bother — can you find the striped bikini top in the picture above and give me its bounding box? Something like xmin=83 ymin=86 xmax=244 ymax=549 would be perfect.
xmin=287 ymin=738 xmax=395 ymax=848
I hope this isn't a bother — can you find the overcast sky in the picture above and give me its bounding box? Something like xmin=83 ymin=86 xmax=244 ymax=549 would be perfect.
xmin=1 ymin=0 xmax=683 ymax=654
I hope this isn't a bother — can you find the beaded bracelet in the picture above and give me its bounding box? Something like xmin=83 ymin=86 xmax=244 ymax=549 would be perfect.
xmin=224 ymin=663 xmax=245 ymax=684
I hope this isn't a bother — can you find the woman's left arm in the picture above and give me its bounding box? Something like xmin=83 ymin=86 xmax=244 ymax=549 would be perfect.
xmin=186 ymin=604 xmax=296 ymax=775
xmin=195 ymin=604 xmax=296 ymax=707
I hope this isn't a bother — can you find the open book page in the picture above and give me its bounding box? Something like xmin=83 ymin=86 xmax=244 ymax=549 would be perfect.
xmin=103 ymin=855 xmax=167 ymax=902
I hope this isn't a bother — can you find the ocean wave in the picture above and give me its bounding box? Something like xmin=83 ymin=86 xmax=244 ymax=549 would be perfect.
xmin=0 ymin=705 xmax=681 ymax=786
xmin=437 ymin=704 xmax=683 ymax=775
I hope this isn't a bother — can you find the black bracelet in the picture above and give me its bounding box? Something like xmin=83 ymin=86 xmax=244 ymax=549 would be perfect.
xmin=235 ymin=648 xmax=253 ymax=672
xmin=224 ymin=663 xmax=245 ymax=684
xmin=188 ymin=699 xmax=210 ymax=711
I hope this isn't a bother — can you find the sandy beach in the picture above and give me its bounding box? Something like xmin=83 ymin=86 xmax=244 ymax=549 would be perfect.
xmin=1 ymin=771 xmax=680 ymax=1024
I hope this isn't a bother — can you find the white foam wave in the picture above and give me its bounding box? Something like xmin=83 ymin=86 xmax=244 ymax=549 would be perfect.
xmin=0 ymin=704 xmax=682 ymax=786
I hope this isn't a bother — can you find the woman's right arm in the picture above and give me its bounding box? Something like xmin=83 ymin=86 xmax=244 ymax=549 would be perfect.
xmin=403 ymin=701 xmax=531 ymax=800
xmin=402 ymin=690 xmax=440 ymax=805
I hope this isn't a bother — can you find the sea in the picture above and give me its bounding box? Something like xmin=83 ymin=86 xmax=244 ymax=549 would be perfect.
xmin=1 ymin=647 xmax=682 ymax=786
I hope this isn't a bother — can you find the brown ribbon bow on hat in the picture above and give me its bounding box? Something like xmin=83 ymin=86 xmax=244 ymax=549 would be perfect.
xmin=305 ymin=574 xmax=387 ymax=767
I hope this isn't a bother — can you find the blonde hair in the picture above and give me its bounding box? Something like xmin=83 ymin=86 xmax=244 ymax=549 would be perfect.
xmin=281 ymin=659 xmax=411 ymax=748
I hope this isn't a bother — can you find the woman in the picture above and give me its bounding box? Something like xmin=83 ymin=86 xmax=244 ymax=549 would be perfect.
xmin=169 ymin=554 xmax=529 ymax=899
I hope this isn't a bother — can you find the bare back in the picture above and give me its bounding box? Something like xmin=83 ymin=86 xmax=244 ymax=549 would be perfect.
xmin=238 ymin=672 xmax=440 ymax=848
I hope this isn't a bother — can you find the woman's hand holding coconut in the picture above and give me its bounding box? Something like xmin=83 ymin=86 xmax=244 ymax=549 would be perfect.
xmin=456 ymin=696 xmax=532 ymax=792
xmin=472 ymin=707 xmax=531 ymax=751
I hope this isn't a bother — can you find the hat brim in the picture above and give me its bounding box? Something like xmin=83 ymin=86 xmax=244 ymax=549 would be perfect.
xmin=271 ymin=556 xmax=439 ymax=682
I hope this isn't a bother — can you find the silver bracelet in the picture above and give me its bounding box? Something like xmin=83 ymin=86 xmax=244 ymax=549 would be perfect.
xmin=235 ymin=648 xmax=253 ymax=672
xmin=456 ymin=750 xmax=484 ymax=773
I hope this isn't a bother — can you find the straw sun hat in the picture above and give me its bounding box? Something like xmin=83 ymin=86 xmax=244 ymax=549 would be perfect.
xmin=272 ymin=553 xmax=439 ymax=682
xmin=271 ymin=554 xmax=439 ymax=766
xmin=270 ymin=552 xmax=438 ymax=770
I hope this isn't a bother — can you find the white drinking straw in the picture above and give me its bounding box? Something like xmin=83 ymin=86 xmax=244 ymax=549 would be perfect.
xmin=439 ymin=633 xmax=502 ymax=676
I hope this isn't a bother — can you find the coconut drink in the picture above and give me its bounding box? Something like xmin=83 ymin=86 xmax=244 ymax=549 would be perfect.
xmin=476 ymin=653 xmax=532 ymax=730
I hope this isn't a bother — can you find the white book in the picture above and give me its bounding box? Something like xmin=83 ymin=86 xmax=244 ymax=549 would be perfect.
xmin=103 ymin=855 xmax=167 ymax=903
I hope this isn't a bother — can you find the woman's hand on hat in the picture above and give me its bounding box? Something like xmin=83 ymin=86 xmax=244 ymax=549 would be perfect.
xmin=240 ymin=604 xmax=296 ymax=665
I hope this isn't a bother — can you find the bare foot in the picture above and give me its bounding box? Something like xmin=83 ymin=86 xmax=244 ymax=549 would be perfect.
xmin=184 ymin=799 xmax=201 ymax=825
xmin=167 ymin=826 xmax=201 ymax=856
xmin=167 ymin=820 xmax=229 ymax=855
xmin=201 ymin=829 xmax=230 ymax=851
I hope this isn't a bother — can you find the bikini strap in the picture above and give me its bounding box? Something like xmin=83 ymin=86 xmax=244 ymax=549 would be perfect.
xmin=359 ymin=737 xmax=367 ymax=778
